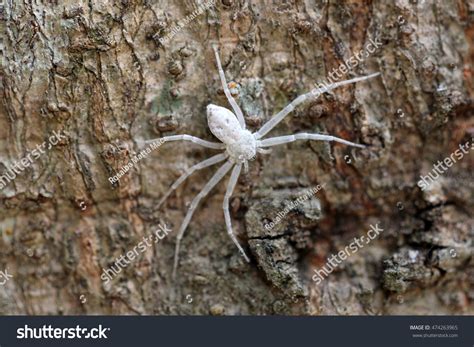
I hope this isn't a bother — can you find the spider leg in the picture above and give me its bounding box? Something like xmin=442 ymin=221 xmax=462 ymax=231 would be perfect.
xmin=223 ymin=164 xmax=250 ymax=262
xmin=138 ymin=134 xmax=225 ymax=150
xmin=173 ymin=160 xmax=234 ymax=279
xmin=212 ymin=45 xmax=246 ymax=129
xmin=157 ymin=153 xmax=228 ymax=208
xmin=243 ymin=160 xmax=249 ymax=174
xmin=257 ymin=147 xmax=272 ymax=154
xmin=257 ymin=132 xmax=366 ymax=149
xmin=255 ymin=72 xmax=380 ymax=139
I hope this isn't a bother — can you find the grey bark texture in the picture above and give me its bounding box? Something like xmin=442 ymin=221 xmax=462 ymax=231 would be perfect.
xmin=0 ymin=0 xmax=473 ymax=315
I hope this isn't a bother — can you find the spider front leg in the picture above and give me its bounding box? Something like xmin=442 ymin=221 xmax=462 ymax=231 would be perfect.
xmin=173 ymin=160 xmax=234 ymax=279
xmin=257 ymin=132 xmax=366 ymax=149
xmin=138 ymin=134 xmax=225 ymax=150
xmin=212 ymin=45 xmax=246 ymax=128
xmin=223 ymin=163 xmax=250 ymax=262
xmin=255 ymin=72 xmax=380 ymax=139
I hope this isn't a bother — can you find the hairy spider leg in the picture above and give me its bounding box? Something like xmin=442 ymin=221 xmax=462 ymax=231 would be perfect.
xmin=173 ymin=160 xmax=234 ymax=279
xmin=255 ymin=72 xmax=380 ymax=139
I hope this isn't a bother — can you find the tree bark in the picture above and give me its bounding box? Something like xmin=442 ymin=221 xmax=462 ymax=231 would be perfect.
xmin=0 ymin=0 xmax=473 ymax=315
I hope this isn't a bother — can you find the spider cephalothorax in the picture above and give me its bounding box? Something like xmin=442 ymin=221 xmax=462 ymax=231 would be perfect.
xmin=207 ymin=104 xmax=257 ymax=164
xmin=142 ymin=45 xmax=380 ymax=278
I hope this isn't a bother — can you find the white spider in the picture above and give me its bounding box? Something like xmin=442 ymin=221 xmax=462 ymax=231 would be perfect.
xmin=143 ymin=45 xmax=380 ymax=278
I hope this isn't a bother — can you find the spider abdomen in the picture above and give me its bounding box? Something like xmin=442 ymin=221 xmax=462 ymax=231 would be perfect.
xmin=207 ymin=104 xmax=243 ymax=143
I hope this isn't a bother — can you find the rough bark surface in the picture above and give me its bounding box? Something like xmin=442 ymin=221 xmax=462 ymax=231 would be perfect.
xmin=0 ymin=0 xmax=473 ymax=315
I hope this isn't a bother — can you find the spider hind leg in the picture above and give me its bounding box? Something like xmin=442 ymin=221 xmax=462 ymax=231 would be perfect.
xmin=172 ymin=160 xmax=234 ymax=279
xmin=223 ymin=164 xmax=250 ymax=263
xmin=157 ymin=153 xmax=228 ymax=209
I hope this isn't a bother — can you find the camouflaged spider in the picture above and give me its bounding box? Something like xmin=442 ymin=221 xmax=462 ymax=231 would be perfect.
xmin=143 ymin=45 xmax=380 ymax=278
